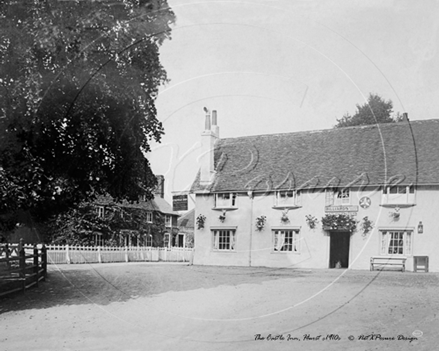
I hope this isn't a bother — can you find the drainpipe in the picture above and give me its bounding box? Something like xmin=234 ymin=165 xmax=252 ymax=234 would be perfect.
xmin=248 ymin=190 xmax=254 ymax=267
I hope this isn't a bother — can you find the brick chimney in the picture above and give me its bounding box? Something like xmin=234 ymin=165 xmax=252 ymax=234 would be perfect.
xmin=211 ymin=110 xmax=219 ymax=138
xmin=200 ymin=108 xmax=219 ymax=185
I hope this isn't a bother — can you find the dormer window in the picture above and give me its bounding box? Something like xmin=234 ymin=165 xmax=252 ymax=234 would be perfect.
xmin=215 ymin=193 xmax=237 ymax=208
xmin=382 ymin=185 xmax=415 ymax=205
xmin=275 ymin=190 xmax=301 ymax=207
xmin=325 ymin=189 xmax=350 ymax=206
xmin=336 ymin=189 xmax=350 ymax=205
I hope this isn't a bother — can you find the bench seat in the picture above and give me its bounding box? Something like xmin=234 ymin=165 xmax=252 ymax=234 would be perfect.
xmin=370 ymin=256 xmax=407 ymax=272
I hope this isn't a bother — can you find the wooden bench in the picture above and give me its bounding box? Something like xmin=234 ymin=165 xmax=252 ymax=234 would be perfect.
xmin=370 ymin=256 xmax=407 ymax=272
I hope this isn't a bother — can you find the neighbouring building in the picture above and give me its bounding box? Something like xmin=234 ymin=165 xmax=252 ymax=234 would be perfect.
xmin=95 ymin=196 xmax=179 ymax=247
xmin=94 ymin=175 xmax=180 ymax=247
xmin=190 ymin=110 xmax=439 ymax=272
xmin=177 ymin=208 xmax=195 ymax=248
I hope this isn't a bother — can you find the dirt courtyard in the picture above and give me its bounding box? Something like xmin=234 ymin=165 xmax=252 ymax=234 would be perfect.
xmin=0 ymin=263 xmax=438 ymax=351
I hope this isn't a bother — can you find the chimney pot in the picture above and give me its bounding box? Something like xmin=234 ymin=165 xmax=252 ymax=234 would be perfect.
xmin=212 ymin=110 xmax=217 ymax=126
xmin=402 ymin=112 xmax=409 ymax=121
xmin=204 ymin=111 xmax=211 ymax=130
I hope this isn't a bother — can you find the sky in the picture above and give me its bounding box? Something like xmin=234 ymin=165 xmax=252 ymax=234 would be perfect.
xmin=148 ymin=0 xmax=439 ymax=205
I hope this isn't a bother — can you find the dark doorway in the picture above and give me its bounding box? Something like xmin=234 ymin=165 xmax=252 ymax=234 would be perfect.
xmin=177 ymin=234 xmax=184 ymax=247
xmin=172 ymin=234 xmax=185 ymax=248
xmin=329 ymin=232 xmax=350 ymax=268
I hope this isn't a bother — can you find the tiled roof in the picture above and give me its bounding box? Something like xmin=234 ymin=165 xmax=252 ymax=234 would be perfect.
xmin=154 ymin=197 xmax=180 ymax=216
xmin=191 ymin=119 xmax=439 ymax=192
xmin=95 ymin=195 xmax=179 ymax=216
xmin=178 ymin=208 xmax=195 ymax=229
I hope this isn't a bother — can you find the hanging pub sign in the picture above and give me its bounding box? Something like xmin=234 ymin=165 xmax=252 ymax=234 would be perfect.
xmin=173 ymin=194 xmax=188 ymax=211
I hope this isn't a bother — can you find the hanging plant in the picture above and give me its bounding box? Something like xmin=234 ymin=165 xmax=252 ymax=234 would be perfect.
xmin=219 ymin=210 xmax=226 ymax=223
xmin=322 ymin=214 xmax=357 ymax=232
xmin=305 ymin=215 xmax=318 ymax=229
xmin=256 ymin=215 xmax=267 ymax=231
xmin=362 ymin=216 xmax=373 ymax=236
xmin=281 ymin=210 xmax=290 ymax=223
xmin=389 ymin=207 xmax=400 ymax=220
xmin=196 ymin=214 xmax=206 ymax=230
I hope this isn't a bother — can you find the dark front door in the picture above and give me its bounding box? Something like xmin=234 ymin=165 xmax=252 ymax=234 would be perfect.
xmin=329 ymin=232 xmax=350 ymax=268
xmin=177 ymin=234 xmax=184 ymax=247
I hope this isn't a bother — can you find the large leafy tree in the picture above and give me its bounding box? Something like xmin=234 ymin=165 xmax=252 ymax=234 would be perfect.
xmin=0 ymin=0 xmax=175 ymax=226
xmin=335 ymin=93 xmax=402 ymax=128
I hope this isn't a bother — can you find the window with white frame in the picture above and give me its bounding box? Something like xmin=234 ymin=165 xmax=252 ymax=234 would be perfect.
xmin=325 ymin=189 xmax=350 ymax=206
xmin=275 ymin=190 xmax=301 ymax=206
xmin=212 ymin=229 xmax=236 ymax=251
xmin=146 ymin=212 xmax=153 ymax=223
xmin=336 ymin=189 xmax=350 ymax=204
xmin=146 ymin=235 xmax=153 ymax=247
xmin=215 ymin=193 xmax=237 ymax=208
xmin=380 ymin=230 xmax=412 ymax=255
xmin=96 ymin=206 xmax=105 ymax=218
xmin=163 ymin=232 xmax=171 ymax=248
xmin=382 ymin=185 xmax=415 ymax=205
xmin=273 ymin=229 xmax=300 ymax=253
xmin=165 ymin=215 xmax=172 ymax=227
xmin=94 ymin=233 xmax=103 ymax=246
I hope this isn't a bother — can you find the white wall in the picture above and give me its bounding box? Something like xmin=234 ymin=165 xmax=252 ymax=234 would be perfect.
xmin=193 ymin=186 xmax=438 ymax=272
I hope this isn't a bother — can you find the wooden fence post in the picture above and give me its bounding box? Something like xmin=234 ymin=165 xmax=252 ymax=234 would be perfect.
xmin=33 ymin=244 xmax=39 ymax=287
xmin=41 ymin=244 xmax=47 ymax=280
xmin=66 ymin=244 xmax=70 ymax=264
xmin=125 ymin=246 xmax=129 ymax=262
xmin=98 ymin=246 xmax=102 ymax=263
xmin=19 ymin=244 xmax=26 ymax=292
xmin=5 ymin=243 xmax=10 ymax=270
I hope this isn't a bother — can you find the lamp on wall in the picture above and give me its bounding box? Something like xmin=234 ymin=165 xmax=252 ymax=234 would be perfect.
xmin=418 ymin=221 xmax=423 ymax=234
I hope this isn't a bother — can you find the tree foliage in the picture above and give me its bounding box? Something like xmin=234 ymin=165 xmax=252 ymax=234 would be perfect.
xmin=0 ymin=0 xmax=175 ymax=223
xmin=334 ymin=93 xmax=402 ymax=128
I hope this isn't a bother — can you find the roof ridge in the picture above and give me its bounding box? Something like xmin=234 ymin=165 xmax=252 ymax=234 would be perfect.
xmin=218 ymin=119 xmax=439 ymax=142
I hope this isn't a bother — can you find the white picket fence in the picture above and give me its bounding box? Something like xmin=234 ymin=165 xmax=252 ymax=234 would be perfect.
xmin=46 ymin=245 xmax=193 ymax=265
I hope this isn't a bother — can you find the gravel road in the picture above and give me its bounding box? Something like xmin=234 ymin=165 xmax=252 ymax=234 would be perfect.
xmin=0 ymin=263 xmax=438 ymax=351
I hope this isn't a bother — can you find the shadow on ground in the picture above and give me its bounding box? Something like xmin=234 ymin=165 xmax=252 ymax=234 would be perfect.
xmin=0 ymin=263 xmax=310 ymax=313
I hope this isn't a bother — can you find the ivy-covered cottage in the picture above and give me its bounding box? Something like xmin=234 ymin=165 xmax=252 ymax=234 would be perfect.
xmin=94 ymin=191 xmax=180 ymax=247
xmin=5 ymin=175 xmax=180 ymax=246
xmin=190 ymin=111 xmax=439 ymax=272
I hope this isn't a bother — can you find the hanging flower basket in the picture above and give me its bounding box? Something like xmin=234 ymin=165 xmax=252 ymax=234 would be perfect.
xmin=219 ymin=210 xmax=226 ymax=223
xmin=256 ymin=215 xmax=266 ymax=231
xmin=196 ymin=214 xmax=206 ymax=230
xmin=389 ymin=206 xmax=400 ymax=220
xmin=362 ymin=216 xmax=373 ymax=236
xmin=305 ymin=215 xmax=318 ymax=229
xmin=322 ymin=214 xmax=357 ymax=232
xmin=281 ymin=210 xmax=290 ymax=223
